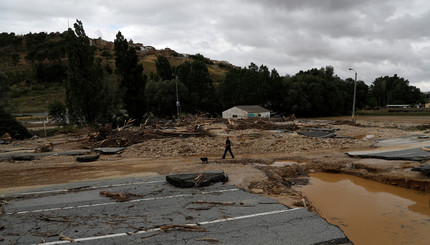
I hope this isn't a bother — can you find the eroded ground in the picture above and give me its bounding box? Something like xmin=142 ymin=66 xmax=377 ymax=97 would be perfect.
xmin=1 ymin=116 xmax=430 ymax=210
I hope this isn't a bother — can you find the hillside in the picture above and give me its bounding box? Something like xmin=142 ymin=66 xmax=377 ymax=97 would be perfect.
xmin=0 ymin=32 xmax=233 ymax=113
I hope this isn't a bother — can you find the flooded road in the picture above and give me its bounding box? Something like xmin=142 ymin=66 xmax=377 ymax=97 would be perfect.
xmin=295 ymin=173 xmax=430 ymax=245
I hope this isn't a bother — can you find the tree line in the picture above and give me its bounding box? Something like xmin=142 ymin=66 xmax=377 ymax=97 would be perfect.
xmin=0 ymin=21 xmax=426 ymax=126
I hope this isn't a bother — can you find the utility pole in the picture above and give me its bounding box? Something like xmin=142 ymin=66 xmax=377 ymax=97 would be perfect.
xmin=349 ymin=68 xmax=357 ymax=123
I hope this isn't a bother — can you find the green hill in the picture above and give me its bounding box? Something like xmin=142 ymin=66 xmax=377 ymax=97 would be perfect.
xmin=0 ymin=32 xmax=232 ymax=113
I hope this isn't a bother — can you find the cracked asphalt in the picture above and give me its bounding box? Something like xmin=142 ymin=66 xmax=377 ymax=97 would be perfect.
xmin=0 ymin=175 xmax=351 ymax=244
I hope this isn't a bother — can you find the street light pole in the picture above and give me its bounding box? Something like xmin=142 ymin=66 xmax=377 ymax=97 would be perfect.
xmin=349 ymin=68 xmax=357 ymax=122
xmin=175 ymin=76 xmax=180 ymax=118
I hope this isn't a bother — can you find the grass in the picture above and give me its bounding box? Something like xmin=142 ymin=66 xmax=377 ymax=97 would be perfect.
xmin=5 ymin=52 xmax=229 ymax=114
xmin=8 ymin=83 xmax=65 ymax=113
xmin=357 ymin=110 xmax=430 ymax=116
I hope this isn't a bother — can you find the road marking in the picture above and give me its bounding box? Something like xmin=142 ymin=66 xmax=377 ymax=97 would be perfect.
xmin=4 ymin=180 xmax=165 ymax=196
xmin=38 ymin=208 xmax=303 ymax=245
xmin=7 ymin=188 xmax=240 ymax=215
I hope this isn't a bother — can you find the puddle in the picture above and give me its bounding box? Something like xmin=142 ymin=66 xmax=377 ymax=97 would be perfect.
xmin=295 ymin=173 xmax=430 ymax=245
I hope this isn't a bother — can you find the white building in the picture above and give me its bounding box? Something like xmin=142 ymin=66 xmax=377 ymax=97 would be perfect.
xmin=222 ymin=105 xmax=270 ymax=119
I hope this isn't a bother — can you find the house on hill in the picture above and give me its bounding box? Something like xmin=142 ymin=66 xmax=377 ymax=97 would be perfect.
xmin=222 ymin=105 xmax=270 ymax=119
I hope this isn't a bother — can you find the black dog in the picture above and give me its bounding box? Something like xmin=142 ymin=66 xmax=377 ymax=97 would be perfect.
xmin=200 ymin=157 xmax=208 ymax=164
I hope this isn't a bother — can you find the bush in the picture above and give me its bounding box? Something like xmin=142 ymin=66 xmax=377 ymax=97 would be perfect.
xmin=48 ymin=100 xmax=67 ymax=124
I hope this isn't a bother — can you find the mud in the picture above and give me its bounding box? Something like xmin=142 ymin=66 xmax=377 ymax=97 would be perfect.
xmin=1 ymin=116 xmax=430 ymax=210
xmin=296 ymin=173 xmax=430 ymax=245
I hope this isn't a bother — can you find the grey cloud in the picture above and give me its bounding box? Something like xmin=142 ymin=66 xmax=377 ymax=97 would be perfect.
xmin=1 ymin=0 xmax=430 ymax=91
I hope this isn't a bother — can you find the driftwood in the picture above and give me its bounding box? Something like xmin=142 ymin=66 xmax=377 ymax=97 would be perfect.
xmin=195 ymin=238 xmax=219 ymax=243
xmin=59 ymin=234 xmax=74 ymax=242
xmin=99 ymin=189 xmax=163 ymax=202
xmin=85 ymin=116 xmax=213 ymax=148
xmin=160 ymin=225 xmax=209 ymax=232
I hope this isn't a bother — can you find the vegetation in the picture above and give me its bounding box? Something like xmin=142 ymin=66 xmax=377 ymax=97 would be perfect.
xmin=0 ymin=22 xmax=427 ymax=125
xmin=369 ymin=75 xmax=424 ymax=107
xmin=114 ymin=31 xmax=146 ymax=121
xmin=0 ymin=71 xmax=10 ymax=109
xmin=64 ymin=20 xmax=117 ymax=125
xmin=48 ymin=100 xmax=67 ymax=124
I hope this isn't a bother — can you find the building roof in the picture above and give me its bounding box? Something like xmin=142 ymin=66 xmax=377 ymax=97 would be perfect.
xmin=234 ymin=105 xmax=270 ymax=113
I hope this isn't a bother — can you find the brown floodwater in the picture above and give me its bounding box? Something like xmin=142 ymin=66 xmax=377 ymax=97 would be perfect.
xmin=295 ymin=173 xmax=430 ymax=245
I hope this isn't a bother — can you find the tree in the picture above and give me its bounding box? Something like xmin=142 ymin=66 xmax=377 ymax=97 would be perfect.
xmin=11 ymin=53 xmax=19 ymax=67
xmin=64 ymin=20 xmax=109 ymax=125
xmin=0 ymin=71 xmax=10 ymax=109
xmin=114 ymin=31 xmax=146 ymax=121
xmin=24 ymin=50 xmax=37 ymax=66
xmin=370 ymin=75 xmax=424 ymax=107
xmin=155 ymin=55 xmax=173 ymax=80
xmin=145 ymin=79 xmax=189 ymax=117
xmin=183 ymin=59 xmax=216 ymax=113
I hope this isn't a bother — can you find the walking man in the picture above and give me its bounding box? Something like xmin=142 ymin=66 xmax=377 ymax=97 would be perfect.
xmin=222 ymin=136 xmax=234 ymax=159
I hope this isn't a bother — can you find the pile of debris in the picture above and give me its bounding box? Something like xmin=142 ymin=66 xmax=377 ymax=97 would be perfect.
xmin=227 ymin=118 xmax=299 ymax=131
xmin=331 ymin=120 xmax=361 ymax=126
xmin=85 ymin=116 xmax=212 ymax=148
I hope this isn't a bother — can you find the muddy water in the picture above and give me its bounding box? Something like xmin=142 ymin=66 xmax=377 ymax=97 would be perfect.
xmin=295 ymin=173 xmax=430 ymax=245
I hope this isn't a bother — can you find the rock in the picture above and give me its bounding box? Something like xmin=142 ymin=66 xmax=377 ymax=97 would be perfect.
xmin=36 ymin=143 xmax=53 ymax=152
xmin=251 ymin=188 xmax=264 ymax=194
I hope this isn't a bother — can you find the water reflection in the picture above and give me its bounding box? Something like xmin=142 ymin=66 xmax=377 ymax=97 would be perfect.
xmin=296 ymin=173 xmax=430 ymax=245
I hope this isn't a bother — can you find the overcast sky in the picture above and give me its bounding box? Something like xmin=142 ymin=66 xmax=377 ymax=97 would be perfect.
xmin=1 ymin=0 xmax=430 ymax=91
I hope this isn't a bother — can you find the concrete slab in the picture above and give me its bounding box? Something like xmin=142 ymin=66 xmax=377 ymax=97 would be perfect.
xmin=347 ymin=146 xmax=430 ymax=161
xmin=412 ymin=164 xmax=430 ymax=175
xmin=0 ymin=175 xmax=351 ymax=244
xmin=375 ymin=135 xmax=430 ymax=147
xmin=0 ymin=150 xmax=91 ymax=161
xmin=93 ymin=147 xmax=126 ymax=154
xmin=298 ymin=131 xmax=336 ymax=138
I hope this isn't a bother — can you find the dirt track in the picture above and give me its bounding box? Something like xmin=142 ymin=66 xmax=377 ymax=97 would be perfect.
xmin=1 ymin=116 xmax=430 ymax=208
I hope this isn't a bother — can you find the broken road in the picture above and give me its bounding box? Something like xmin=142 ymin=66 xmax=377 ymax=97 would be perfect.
xmin=0 ymin=175 xmax=350 ymax=244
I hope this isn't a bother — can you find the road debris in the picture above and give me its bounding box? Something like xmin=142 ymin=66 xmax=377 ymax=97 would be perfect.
xmin=166 ymin=171 xmax=228 ymax=188
xmin=99 ymin=191 xmax=131 ymax=202
xmin=195 ymin=238 xmax=219 ymax=243
xmin=59 ymin=234 xmax=74 ymax=242
xmin=99 ymin=189 xmax=163 ymax=202
xmin=36 ymin=143 xmax=53 ymax=153
xmin=76 ymin=154 xmax=99 ymax=162
xmin=412 ymin=164 xmax=430 ymax=176
xmin=347 ymin=147 xmax=430 ymax=161
xmin=160 ymin=225 xmax=209 ymax=232
xmin=298 ymin=131 xmax=336 ymax=138
xmin=11 ymin=155 xmax=35 ymax=161
xmin=93 ymin=147 xmax=126 ymax=154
